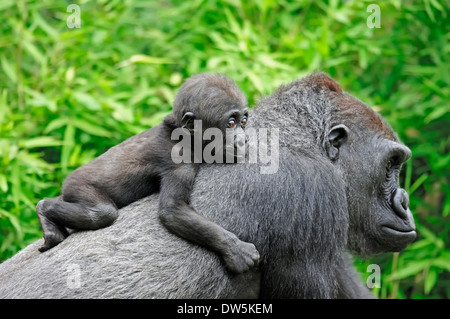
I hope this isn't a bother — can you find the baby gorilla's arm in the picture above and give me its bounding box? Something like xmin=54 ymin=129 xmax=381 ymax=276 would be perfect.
xmin=158 ymin=164 xmax=259 ymax=273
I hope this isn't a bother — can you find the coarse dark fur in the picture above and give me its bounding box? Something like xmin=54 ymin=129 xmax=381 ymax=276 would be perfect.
xmin=0 ymin=73 xmax=415 ymax=298
xmin=35 ymin=73 xmax=259 ymax=274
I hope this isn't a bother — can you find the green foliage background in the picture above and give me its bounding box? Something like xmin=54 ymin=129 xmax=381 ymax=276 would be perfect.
xmin=0 ymin=0 xmax=449 ymax=298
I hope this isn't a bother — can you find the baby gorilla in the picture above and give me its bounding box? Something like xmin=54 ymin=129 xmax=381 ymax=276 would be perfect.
xmin=36 ymin=73 xmax=259 ymax=274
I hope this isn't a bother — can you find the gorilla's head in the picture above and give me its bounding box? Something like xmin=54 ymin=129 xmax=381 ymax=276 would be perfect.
xmin=330 ymin=83 xmax=416 ymax=256
xmin=312 ymin=73 xmax=416 ymax=256
xmin=257 ymin=72 xmax=416 ymax=257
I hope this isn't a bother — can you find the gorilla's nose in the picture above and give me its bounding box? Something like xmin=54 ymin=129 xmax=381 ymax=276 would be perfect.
xmin=392 ymin=188 xmax=410 ymax=220
xmin=235 ymin=133 xmax=246 ymax=148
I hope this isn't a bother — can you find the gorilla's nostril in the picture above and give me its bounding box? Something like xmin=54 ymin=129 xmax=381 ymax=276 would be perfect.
xmin=401 ymin=189 xmax=409 ymax=208
xmin=235 ymin=134 xmax=246 ymax=147
xmin=401 ymin=195 xmax=408 ymax=211
xmin=392 ymin=189 xmax=410 ymax=219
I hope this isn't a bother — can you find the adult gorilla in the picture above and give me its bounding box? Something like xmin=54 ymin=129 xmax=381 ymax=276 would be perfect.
xmin=0 ymin=73 xmax=415 ymax=298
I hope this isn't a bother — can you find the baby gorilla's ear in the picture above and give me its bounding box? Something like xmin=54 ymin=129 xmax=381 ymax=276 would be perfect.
xmin=181 ymin=111 xmax=195 ymax=134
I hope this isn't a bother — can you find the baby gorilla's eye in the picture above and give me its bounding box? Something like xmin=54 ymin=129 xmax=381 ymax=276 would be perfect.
xmin=228 ymin=119 xmax=236 ymax=128
xmin=241 ymin=117 xmax=248 ymax=127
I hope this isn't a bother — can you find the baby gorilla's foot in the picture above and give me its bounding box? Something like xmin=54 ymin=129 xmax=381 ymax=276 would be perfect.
xmin=36 ymin=199 xmax=69 ymax=252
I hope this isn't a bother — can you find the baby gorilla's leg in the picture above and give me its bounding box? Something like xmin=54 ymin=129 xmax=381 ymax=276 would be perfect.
xmin=36 ymin=197 xmax=118 ymax=252
xmin=36 ymin=198 xmax=69 ymax=252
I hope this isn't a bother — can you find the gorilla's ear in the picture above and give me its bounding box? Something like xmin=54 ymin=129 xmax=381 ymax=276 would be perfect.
xmin=325 ymin=124 xmax=349 ymax=161
xmin=181 ymin=112 xmax=195 ymax=134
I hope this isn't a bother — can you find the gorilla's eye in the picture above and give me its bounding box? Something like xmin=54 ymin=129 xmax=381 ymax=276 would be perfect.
xmin=386 ymin=156 xmax=400 ymax=171
xmin=228 ymin=119 xmax=236 ymax=128
xmin=386 ymin=160 xmax=393 ymax=171
xmin=241 ymin=117 xmax=248 ymax=127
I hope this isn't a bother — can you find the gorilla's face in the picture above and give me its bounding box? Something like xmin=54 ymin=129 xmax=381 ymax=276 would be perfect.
xmin=344 ymin=135 xmax=416 ymax=256
xmin=326 ymin=98 xmax=416 ymax=257
xmin=371 ymin=138 xmax=416 ymax=251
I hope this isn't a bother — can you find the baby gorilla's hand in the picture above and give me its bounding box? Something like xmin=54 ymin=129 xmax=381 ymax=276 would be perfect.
xmin=223 ymin=238 xmax=260 ymax=274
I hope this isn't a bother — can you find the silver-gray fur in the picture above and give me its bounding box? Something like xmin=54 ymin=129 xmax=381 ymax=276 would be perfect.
xmin=0 ymin=195 xmax=259 ymax=298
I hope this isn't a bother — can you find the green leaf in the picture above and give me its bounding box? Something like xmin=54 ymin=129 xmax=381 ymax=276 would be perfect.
xmin=33 ymin=11 xmax=59 ymax=40
xmin=431 ymin=254 xmax=450 ymax=272
xmin=20 ymin=137 xmax=62 ymax=149
xmin=403 ymin=159 xmax=412 ymax=192
xmin=257 ymin=54 xmax=292 ymax=71
xmin=61 ymin=123 xmax=75 ymax=174
xmin=72 ymin=118 xmax=112 ymax=137
xmin=1 ymin=57 xmax=16 ymax=83
xmin=424 ymin=267 xmax=438 ymax=295
xmin=108 ymin=99 xmax=134 ymax=123
xmin=116 ymin=55 xmax=173 ymax=68
xmin=0 ymin=174 xmax=8 ymax=192
xmin=22 ymin=40 xmax=46 ymax=65
xmin=73 ymin=92 xmax=101 ymax=111
xmin=141 ymin=111 xmax=172 ymax=128
xmin=409 ymin=174 xmax=428 ymax=195
xmin=425 ymin=107 xmax=447 ymax=123
xmin=24 ymin=88 xmax=57 ymax=112
xmin=16 ymin=151 xmax=54 ymax=170
xmin=443 ymin=190 xmax=450 ymax=217
xmin=247 ymin=71 xmax=264 ymax=93
xmin=0 ymin=0 xmax=14 ymax=11
xmin=44 ymin=118 xmax=68 ymax=134
xmin=0 ymin=208 xmax=23 ymax=240
xmin=407 ymin=238 xmax=433 ymax=251
xmin=390 ymin=259 xmax=430 ymax=280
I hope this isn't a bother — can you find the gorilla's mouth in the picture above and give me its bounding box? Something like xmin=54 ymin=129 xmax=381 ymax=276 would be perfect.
xmin=225 ymin=150 xmax=246 ymax=161
xmin=225 ymin=141 xmax=249 ymax=160
xmin=381 ymin=225 xmax=416 ymax=238
xmin=380 ymin=226 xmax=416 ymax=251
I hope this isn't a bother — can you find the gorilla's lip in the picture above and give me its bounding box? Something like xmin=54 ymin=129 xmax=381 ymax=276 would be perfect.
xmin=381 ymin=225 xmax=416 ymax=237
xmin=226 ymin=145 xmax=249 ymax=159
xmin=225 ymin=151 xmax=246 ymax=160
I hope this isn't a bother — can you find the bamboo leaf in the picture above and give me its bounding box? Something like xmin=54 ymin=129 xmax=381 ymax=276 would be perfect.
xmin=61 ymin=123 xmax=75 ymax=174
xmin=1 ymin=57 xmax=16 ymax=83
xmin=72 ymin=118 xmax=112 ymax=137
xmin=116 ymin=55 xmax=173 ymax=68
xmin=0 ymin=208 xmax=23 ymax=240
xmin=20 ymin=137 xmax=62 ymax=149
xmin=44 ymin=118 xmax=68 ymax=134
xmin=0 ymin=174 xmax=8 ymax=192
xmin=73 ymin=92 xmax=101 ymax=111
xmin=389 ymin=260 xmax=430 ymax=280
xmin=424 ymin=267 xmax=438 ymax=295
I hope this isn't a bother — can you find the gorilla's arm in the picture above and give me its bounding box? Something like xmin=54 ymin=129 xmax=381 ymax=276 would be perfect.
xmin=335 ymin=253 xmax=376 ymax=299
